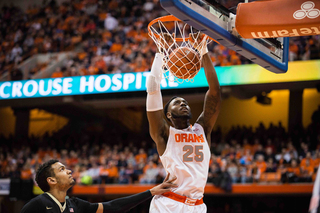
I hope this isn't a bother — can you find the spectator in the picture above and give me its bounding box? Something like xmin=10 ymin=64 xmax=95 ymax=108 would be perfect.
xmin=281 ymin=159 xmax=300 ymax=183
xmin=23 ymin=35 xmax=34 ymax=48
xmin=20 ymin=162 xmax=33 ymax=180
xmin=106 ymin=160 xmax=119 ymax=183
xmin=239 ymin=164 xmax=249 ymax=183
xmin=10 ymin=43 xmax=23 ymax=62
xmin=248 ymin=161 xmax=261 ymax=183
xmin=118 ymin=166 xmax=130 ymax=184
xmin=126 ymin=163 xmax=136 ymax=183
xmin=301 ymin=152 xmax=314 ymax=168
xmin=256 ymin=155 xmax=267 ymax=174
xmin=212 ymin=163 xmax=232 ymax=192
xmin=0 ymin=106 xmax=320 ymax=188
xmin=265 ymin=147 xmax=276 ymax=164
xmin=309 ymin=37 xmax=320 ymax=60
xmin=51 ymin=67 xmax=64 ymax=78
xmin=300 ymin=159 xmax=313 ymax=182
xmin=104 ymin=13 xmax=118 ymax=31
xmin=135 ymin=148 xmax=147 ymax=163
xmin=140 ymin=161 xmax=159 ymax=184
xmin=276 ymin=148 xmax=291 ymax=165
xmin=143 ymin=0 xmax=155 ymax=12
xmin=227 ymin=160 xmax=239 ymax=183
xmin=265 ymin=158 xmax=277 ymax=173
xmin=254 ymin=144 xmax=266 ymax=160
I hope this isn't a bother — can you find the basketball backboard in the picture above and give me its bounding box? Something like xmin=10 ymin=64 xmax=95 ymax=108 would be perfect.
xmin=160 ymin=0 xmax=289 ymax=73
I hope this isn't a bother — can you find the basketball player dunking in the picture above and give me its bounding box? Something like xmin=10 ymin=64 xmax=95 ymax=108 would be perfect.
xmin=146 ymin=37 xmax=221 ymax=212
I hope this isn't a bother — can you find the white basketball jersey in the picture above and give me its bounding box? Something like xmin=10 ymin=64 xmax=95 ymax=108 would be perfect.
xmin=160 ymin=123 xmax=211 ymax=199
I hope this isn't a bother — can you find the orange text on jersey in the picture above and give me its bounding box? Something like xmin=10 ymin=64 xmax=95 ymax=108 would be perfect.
xmin=175 ymin=134 xmax=205 ymax=143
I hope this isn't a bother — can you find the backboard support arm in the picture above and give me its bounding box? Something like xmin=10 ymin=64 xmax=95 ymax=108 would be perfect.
xmin=160 ymin=0 xmax=289 ymax=74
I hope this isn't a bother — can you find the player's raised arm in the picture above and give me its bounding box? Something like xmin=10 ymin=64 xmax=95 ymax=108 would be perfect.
xmin=196 ymin=43 xmax=221 ymax=144
xmin=146 ymin=52 xmax=169 ymax=155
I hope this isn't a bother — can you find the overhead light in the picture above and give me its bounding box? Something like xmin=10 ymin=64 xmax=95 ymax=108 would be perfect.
xmin=256 ymin=93 xmax=271 ymax=105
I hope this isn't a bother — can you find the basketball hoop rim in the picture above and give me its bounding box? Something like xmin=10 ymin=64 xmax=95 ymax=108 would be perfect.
xmin=148 ymin=15 xmax=219 ymax=44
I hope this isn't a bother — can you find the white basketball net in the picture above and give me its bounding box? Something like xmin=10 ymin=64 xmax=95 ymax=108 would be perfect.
xmin=148 ymin=16 xmax=211 ymax=83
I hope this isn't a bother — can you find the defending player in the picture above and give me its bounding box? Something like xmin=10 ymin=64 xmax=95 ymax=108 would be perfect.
xmin=146 ymin=36 xmax=221 ymax=212
xmin=20 ymin=159 xmax=177 ymax=213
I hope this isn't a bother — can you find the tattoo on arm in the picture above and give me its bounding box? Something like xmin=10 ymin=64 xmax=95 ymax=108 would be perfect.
xmin=160 ymin=121 xmax=168 ymax=142
xmin=204 ymin=94 xmax=219 ymax=119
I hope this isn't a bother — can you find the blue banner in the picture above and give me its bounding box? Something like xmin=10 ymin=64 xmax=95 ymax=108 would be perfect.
xmin=1 ymin=60 xmax=320 ymax=100
xmin=0 ymin=70 xmax=208 ymax=100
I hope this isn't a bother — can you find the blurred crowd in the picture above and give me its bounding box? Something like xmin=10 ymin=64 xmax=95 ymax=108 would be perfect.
xmin=1 ymin=0 xmax=320 ymax=80
xmin=0 ymin=106 xmax=319 ymax=188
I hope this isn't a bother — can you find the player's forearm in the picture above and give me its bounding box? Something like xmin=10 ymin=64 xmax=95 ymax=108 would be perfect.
xmin=202 ymin=53 xmax=220 ymax=96
xmin=101 ymin=190 xmax=152 ymax=213
xmin=146 ymin=53 xmax=164 ymax=112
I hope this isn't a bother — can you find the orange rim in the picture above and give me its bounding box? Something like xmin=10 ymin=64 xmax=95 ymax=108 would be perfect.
xmin=148 ymin=15 xmax=219 ymax=44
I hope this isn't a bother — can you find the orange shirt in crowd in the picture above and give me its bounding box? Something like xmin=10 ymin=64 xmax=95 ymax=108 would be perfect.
xmin=95 ymin=59 xmax=107 ymax=71
xmin=51 ymin=71 xmax=64 ymax=78
xmin=69 ymin=158 xmax=79 ymax=166
xmin=78 ymin=52 xmax=87 ymax=60
xmin=109 ymin=43 xmax=123 ymax=53
xmin=289 ymin=43 xmax=299 ymax=54
xmin=73 ymin=2 xmax=84 ymax=10
xmin=102 ymin=31 xmax=112 ymax=42
xmin=301 ymin=165 xmax=314 ymax=175
xmin=21 ymin=169 xmax=33 ymax=180
xmin=99 ymin=13 xmax=107 ymax=21
xmin=134 ymin=65 xmax=148 ymax=72
xmin=256 ymin=161 xmax=267 ymax=173
xmin=88 ymin=66 xmax=99 ymax=75
xmin=300 ymin=158 xmax=315 ymax=168
xmin=313 ymin=158 xmax=320 ymax=168
xmin=34 ymin=37 xmax=44 ymax=45
xmin=243 ymin=144 xmax=253 ymax=155
xmin=287 ymin=167 xmax=300 ymax=176
xmin=100 ymin=167 xmax=109 ymax=176
xmin=37 ymin=150 xmax=46 ymax=159
xmin=107 ymin=166 xmax=119 ymax=178
xmin=30 ymin=158 xmax=42 ymax=166
xmin=135 ymin=153 xmax=147 ymax=163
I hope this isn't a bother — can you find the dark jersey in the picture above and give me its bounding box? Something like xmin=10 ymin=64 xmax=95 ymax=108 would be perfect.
xmin=20 ymin=193 xmax=98 ymax=213
xmin=20 ymin=190 xmax=153 ymax=213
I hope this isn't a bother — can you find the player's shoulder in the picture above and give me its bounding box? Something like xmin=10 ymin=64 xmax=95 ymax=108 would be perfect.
xmin=68 ymin=196 xmax=92 ymax=206
xmin=30 ymin=193 xmax=48 ymax=203
xmin=20 ymin=194 xmax=46 ymax=213
xmin=193 ymin=122 xmax=205 ymax=132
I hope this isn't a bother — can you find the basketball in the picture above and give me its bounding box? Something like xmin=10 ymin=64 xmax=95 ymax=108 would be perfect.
xmin=167 ymin=47 xmax=201 ymax=79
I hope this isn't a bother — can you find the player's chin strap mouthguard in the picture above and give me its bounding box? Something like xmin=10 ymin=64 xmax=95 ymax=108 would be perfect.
xmin=146 ymin=53 xmax=164 ymax=112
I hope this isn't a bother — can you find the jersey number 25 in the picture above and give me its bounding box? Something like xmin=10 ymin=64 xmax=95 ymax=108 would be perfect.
xmin=183 ymin=145 xmax=204 ymax=162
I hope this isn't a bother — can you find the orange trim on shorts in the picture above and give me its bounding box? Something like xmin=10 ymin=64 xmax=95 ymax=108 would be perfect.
xmin=162 ymin=191 xmax=203 ymax=206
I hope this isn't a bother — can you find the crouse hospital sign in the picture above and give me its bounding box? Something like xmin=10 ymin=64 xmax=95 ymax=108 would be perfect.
xmin=0 ymin=72 xmax=181 ymax=99
xmin=1 ymin=60 xmax=320 ymax=100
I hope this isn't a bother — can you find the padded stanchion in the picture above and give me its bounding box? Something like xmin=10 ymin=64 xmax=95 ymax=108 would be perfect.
xmin=236 ymin=0 xmax=320 ymax=38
